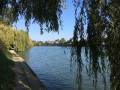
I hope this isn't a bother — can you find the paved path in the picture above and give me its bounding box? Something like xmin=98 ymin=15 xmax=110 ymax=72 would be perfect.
xmin=10 ymin=50 xmax=46 ymax=90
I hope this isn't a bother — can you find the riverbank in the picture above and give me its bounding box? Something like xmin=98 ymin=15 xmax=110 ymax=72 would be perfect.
xmin=0 ymin=50 xmax=13 ymax=89
xmin=10 ymin=50 xmax=46 ymax=90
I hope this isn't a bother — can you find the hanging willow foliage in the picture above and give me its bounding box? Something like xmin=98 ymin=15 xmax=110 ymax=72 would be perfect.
xmin=0 ymin=0 xmax=67 ymax=33
xmin=0 ymin=0 xmax=120 ymax=89
xmin=72 ymin=0 xmax=120 ymax=54
xmin=72 ymin=0 xmax=120 ymax=89
xmin=73 ymin=0 xmax=120 ymax=46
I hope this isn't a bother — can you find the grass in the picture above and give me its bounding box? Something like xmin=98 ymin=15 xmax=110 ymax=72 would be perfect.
xmin=0 ymin=50 xmax=13 ymax=89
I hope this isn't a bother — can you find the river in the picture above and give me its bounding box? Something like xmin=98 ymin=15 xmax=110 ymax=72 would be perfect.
xmin=18 ymin=46 xmax=111 ymax=90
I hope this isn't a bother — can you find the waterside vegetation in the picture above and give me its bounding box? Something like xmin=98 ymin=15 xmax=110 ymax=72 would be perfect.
xmin=0 ymin=24 xmax=33 ymax=52
xmin=0 ymin=19 xmax=33 ymax=89
xmin=0 ymin=50 xmax=13 ymax=89
xmin=0 ymin=0 xmax=120 ymax=89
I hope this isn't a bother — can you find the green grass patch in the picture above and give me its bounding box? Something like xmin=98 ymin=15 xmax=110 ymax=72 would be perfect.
xmin=0 ymin=50 xmax=13 ymax=89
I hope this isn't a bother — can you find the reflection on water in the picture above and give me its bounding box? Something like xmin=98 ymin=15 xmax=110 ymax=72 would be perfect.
xmin=18 ymin=46 xmax=120 ymax=90
xmin=17 ymin=48 xmax=31 ymax=62
xmin=71 ymin=46 xmax=110 ymax=90
xmin=71 ymin=44 xmax=120 ymax=90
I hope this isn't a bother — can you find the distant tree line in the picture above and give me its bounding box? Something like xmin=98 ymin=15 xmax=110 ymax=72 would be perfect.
xmin=32 ymin=41 xmax=43 ymax=46
xmin=53 ymin=38 xmax=72 ymax=46
xmin=33 ymin=38 xmax=74 ymax=46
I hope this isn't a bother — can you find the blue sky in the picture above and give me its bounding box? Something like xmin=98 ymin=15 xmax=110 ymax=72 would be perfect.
xmin=13 ymin=1 xmax=75 ymax=42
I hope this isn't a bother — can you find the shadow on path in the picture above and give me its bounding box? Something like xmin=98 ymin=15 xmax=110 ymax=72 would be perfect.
xmin=10 ymin=50 xmax=46 ymax=90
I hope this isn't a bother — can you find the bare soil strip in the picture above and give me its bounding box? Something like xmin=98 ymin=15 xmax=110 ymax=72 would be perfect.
xmin=10 ymin=50 xmax=46 ymax=90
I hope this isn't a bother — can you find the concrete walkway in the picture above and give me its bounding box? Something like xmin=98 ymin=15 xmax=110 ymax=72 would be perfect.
xmin=10 ymin=50 xmax=46 ymax=90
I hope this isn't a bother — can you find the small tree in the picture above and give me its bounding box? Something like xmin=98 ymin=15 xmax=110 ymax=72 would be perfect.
xmin=59 ymin=38 xmax=66 ymax=45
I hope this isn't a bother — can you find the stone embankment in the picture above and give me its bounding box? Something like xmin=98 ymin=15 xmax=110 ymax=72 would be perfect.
xmin=10 ymin=50 xmax=46 ymax=90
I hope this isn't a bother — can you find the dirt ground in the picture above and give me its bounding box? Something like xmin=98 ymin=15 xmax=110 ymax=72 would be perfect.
xmin=10 ymin=50 xmax=46 ymax=90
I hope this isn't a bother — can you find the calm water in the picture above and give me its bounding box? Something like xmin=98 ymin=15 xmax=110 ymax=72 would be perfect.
xmin=18 ymin=46 xmax=110 ymax=90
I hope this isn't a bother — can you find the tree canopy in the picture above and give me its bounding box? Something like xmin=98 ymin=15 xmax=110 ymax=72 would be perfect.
xmin=0 ymin=24 xmax=33 ymax=52
xmin=0 ymin=0 xmax=120 ymax=89
xmin=73 ymin=0 xmax=120 ymax=45
xmin=0 ymin=0 xmax=67 ymax=33
xmin=72 ymin=1 xmax=120 ymax=89
xmin=0 ymin=0 xmax=119 ymax=45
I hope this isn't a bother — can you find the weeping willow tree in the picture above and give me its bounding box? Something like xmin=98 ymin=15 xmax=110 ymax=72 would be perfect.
xmin=0 ymin=0 xmax=120 ymax=89
xmin=0 ymin=0 xmax=67 ymax=33
xmin=13 ymin=30 xmax=33 ymax=51
xmin=0 ymin=24 xmax=33 ymax=52
xmin=73 ymin=0 xmax=120 ymax=46
xmin=72 ymin=0 xmax=120 ymax=89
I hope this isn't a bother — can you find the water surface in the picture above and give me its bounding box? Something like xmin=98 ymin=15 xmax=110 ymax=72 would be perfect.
xmin=18 ymin=46 xmax=110 ymax=90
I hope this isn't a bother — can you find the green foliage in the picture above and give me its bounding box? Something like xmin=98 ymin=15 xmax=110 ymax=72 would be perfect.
xmin=0 ymin=24 xmax=33 ymax=52
xmin=0 ymin=38 xmax=7 ymax=53
xmin=0 ymin=7 xmax=14 ymax=25
xmin=33 ymin=41 xmax=43 ymax=46
xmin=0 ymin=50 xmax=13 ymax=89
xmin=54 ymin=39 xmax=60 ymax=44
xmin=72 ymin=1 xmax=120 ymax=89
xmin=0 ymin=23 xmax=33 ymax=89
xmin=59 ymin=38 xmax=66 ymax=44
xmin=0 ymin=0 xmax=67 ymax=33
xmin=0 ymin=1 xmax=120 ymax=89
xmin=73 ymin=0 xmax=120 ymax=47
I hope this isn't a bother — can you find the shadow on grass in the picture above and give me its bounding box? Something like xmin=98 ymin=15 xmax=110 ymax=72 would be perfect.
xmin=0 ymin=51 xmax=14 ymax=89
